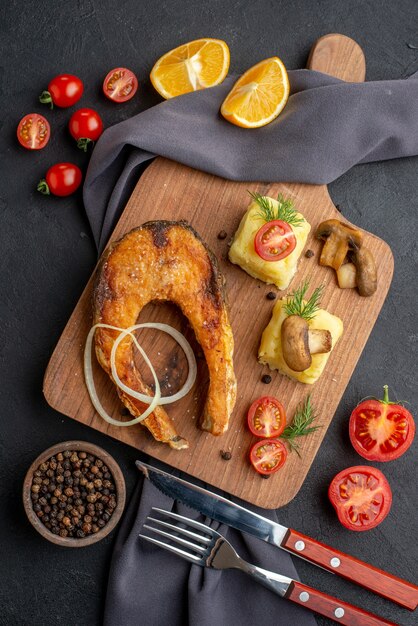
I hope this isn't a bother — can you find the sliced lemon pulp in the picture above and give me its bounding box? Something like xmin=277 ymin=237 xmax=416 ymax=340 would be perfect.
xmin=221 ymin=57 xmax=290 ymax=128
xmin=150 ymin=38 xmax=230 ymax=99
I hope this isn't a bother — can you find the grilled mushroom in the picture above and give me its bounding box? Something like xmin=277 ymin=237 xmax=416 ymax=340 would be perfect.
xmin=350 ymin=247 xmax=377 ymax=297
xmin=281 ymin=315 xmax=332 ymax=371
xmin=316 ymin=219 xmax=363 ymax=270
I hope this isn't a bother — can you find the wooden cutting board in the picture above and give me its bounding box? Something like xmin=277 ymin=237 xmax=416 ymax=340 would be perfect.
xmin=44 ymin=35 xmax=393 ymax=509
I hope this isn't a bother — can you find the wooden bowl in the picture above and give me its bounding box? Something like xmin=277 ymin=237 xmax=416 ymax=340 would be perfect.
xmin=23 ymin=441 xmax=126 ymax=547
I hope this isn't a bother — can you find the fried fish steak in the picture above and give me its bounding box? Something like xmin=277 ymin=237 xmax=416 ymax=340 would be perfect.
xmin=93 ymin=220 xmax=237 ymax=450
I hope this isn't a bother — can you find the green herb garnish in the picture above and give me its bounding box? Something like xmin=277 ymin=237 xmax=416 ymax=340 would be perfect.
xmin=280 ymin=395 xmax=320 ymax=456
xmin=249 ymin=191 xmax=304 ymax=228
xmin=284 ymin=279 xmax=323 ymax=321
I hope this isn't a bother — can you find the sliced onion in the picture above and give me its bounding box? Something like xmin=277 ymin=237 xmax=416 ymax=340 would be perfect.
xmin=84 ymin=321 xmax=197 ymax=427
xmin=84 ymin=323 xmax=161 ymax=426
xmin=110 ymin=322 xmax=197 ymax=405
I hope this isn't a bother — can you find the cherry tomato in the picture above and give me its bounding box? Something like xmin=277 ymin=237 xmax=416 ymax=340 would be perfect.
xmin=69 ymin=108 xmax=104 ymax=151
xmin=328 ymin=466 xmax=392 ymax=531
xmin=247 ymin=396 xmax=286 ymax=438
xmin=103 ymin=67 xmax=138 ymax=103
xmin=249 ymin=439 xmax=287 ymax=475
xmin=17 ymin=113 xmax=50 ymax=150
xmin=254 ymin=220 xmax=296 ymax=261
xmin=39 ymin=74 xmax=84 ymax=109
xmin=37 ymin=163 xmax=82 ymax=197
xmin=349 ymin=386 xmax=415 ymax=462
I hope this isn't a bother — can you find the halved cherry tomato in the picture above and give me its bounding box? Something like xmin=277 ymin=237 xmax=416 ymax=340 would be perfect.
xmin=17 ymin=114 xmax=50 ymax=150
xmin=328 ymin=466 xmax=392 ymax=532
xmin=254 ymin=220 xmax=296 ymax=262
xmin=249 ymin=439 xmax=287 ymax=475
xmin=103 ymin=67 xmax=138 ymax=103
xmin=39 ymin=74 xmax=84 ymax=109
xmin=247 ymin=396 xmax=286 ymax=438
xmin=69 ymin=108 xmax=104 ymax=151
xmin=349 ymin=385 xmax=415 ymax=462
xmin=37 ymin=163 xmax=82 ymax=197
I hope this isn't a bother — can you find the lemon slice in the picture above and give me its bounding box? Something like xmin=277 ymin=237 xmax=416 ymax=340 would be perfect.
xmin=221 ymin=57 xmax=290 ymax=128
xmin=150 ymin=38 xmax=230 ymax=99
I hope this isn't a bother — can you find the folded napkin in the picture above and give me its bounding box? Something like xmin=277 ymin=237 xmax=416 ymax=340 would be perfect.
xmin=83 ymin=69 xmax=418 ymax=252
xmin=104 ymin=470 xmax=316 ymax=626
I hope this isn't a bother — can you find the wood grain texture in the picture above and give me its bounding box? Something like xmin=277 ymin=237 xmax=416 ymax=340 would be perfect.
xmin=286 ymin=581 xmax=396 ymax=626
xmin=307 ymin=33 xmax=366 ymax=81
xmin=283 ymin=530 xmax=418 ymax=610
xmin=43 ymin=35 xmax=393 ymax=508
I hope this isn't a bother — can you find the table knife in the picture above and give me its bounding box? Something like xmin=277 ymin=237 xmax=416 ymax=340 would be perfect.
xmin=136 ymin=460 xmax=418 ymax=611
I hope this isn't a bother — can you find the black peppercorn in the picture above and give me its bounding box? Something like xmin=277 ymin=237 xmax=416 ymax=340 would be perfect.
xmin=305 ymin=249 xmax=314 ymax=258
xmin=266 ymin=291 xmax=276 ymax=300
xmin=220 ymin=450 xmax=232 ymax=461
xmin=261 ymin=374 xmax=272 ymax=384
xmin=217 ymin=230 xmax=227 ymax=240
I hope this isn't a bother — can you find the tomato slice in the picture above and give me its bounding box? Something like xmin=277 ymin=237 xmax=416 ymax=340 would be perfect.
xmin=328 ymin=466 xmax=392 ymax=531
xmin=349 ymin=386 xmax=415 ymax=462
xmin=254 ymin=220 xmax=296 ymax=261
xmin=249 ymin=439 xmax=287 ymax=475
xmin=247 ymin=396 xmax=286 ymax=438
xmin=17 ymin=114 xmax=50 ymax=150
xmin=103 ymin=68 xmax=138 ymax=102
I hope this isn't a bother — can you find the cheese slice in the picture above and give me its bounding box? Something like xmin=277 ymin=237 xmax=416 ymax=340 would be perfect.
xmin=228 ymin=197 xmax=310 ymax=289
xmin=259 ymin=298 xmax=343 ymax=384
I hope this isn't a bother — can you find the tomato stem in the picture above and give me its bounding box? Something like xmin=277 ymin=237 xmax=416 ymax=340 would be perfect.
xmin=37 ymin=179 xmax=50 ymax=195
xmin=77 ymin=137 xmax=93 ymax=152
xmin=39 ymin=91 xmax=53 ymax=109
xmin=382 ymin=384 xmax=390 ymax=404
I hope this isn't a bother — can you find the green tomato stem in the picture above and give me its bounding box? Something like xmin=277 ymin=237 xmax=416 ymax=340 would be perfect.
xmin=382 ymin=385 xmax=390 ymax=404
xmin=39 ymin=91 xmax=53 ymax=109
xmin=37 ymin=179 xmax=50 ymax=195
xmin=77 ymin=137 xmax=93 ymax=152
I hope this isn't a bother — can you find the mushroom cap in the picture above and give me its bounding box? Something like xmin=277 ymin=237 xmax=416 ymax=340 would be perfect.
xmin=281 ymin=315 xmax=311 ymax=372
xmin=316 ymin=219 xmax=363 ymax=248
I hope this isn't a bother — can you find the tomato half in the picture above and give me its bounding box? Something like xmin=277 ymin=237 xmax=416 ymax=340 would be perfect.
xmin=349 ymin=386 xmax=415 ymax=462
xmin=103 ymin=68 xmax=138 ymax=102
xmin=37 ymin=163 xmax=82 ymax=197
xmin=40 ymin=74 xmax=84 ymax=108
xmin=247 ymin=396 xmax=286 ymax=438
xmin=328 ymin=466 xmax=392 ymax=532
xmin=69 ymin=108 xmax=104 ymax=151
xmin=249 ymin=439 xmax=287 ymax=475
xmin=254 ymin=220 xmax=296 ymax=261
xmin=17 ymin=114 xmax=50 ymax=150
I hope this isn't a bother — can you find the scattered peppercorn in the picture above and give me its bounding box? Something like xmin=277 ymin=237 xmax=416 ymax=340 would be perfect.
xmin=29 ymin=450 xmax=117 ymax=539
xmin=305 ymin=249 xmax=315 ymax=258
xmin=260 ymin=474 xmax=271 ymax=479
xmin=266 ymin=291 xmax=276 ymax=300
xmin=217 ymin=230 xmax=227 ymax=240
xmin=261 ymin=374 xmax=272 ymax=384
xmin=220 ymin=450 xmax=232 ymax=461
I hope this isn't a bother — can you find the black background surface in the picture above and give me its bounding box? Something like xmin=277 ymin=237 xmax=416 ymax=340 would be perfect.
xmin=1 ymin=1 xmax=417 ymax=625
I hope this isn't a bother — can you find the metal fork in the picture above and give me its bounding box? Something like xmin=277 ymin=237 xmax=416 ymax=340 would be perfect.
xmin=139 ymin=508 xmax=396 ymax=626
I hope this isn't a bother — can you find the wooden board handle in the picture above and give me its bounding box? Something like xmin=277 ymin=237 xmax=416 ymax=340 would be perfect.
xmin=282 ymin=529 xmax=418 ymax=610
xmin=307 ymin=33 xmax=366 ymax=82
xmin=286 ymin=581 xmax=397 ymax=625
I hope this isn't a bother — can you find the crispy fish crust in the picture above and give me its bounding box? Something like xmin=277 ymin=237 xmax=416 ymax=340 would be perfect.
xmin=93 ymin=220 xmax=237 ymax=450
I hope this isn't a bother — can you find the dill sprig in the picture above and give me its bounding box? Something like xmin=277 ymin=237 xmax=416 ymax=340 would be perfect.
xmin=249 ymin=191 xmax=304 ymax=228
xmin=280 ymin=395 xmax=320 ymax=456
xmin=283 ymin=279 xmax=323 ymax=321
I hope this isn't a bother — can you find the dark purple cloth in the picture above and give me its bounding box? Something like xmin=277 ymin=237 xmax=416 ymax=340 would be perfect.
xmin=83 ymin=69 xmax=418 ymax=252
xmin=104 ymin=470 xmax=316 ymax=626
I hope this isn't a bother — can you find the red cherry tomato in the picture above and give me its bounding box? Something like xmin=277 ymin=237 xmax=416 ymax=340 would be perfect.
xmin=103 ymin=67 xmax=138 ymax=103
xmin=349 ymin=386 xmax=415 ymax=462
xmin=17 ymin=114 xmax=50 ymax=150
xmin=254 ymin=220 xmax=296 ymax=261
xmin=69 ymin=108 xmax=104 ymax=151
xmin=249 ymin=439 xmax=287 ymax=475
xmin=247 ymin=396 xmax=286 ymax=438
xmin=37 ymin=163 xmax=82 ymax=197
xmin=328 ymin=466 xmax=392 ymax=532
xmin=39 ymin=74 xmax=84 ymax=109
